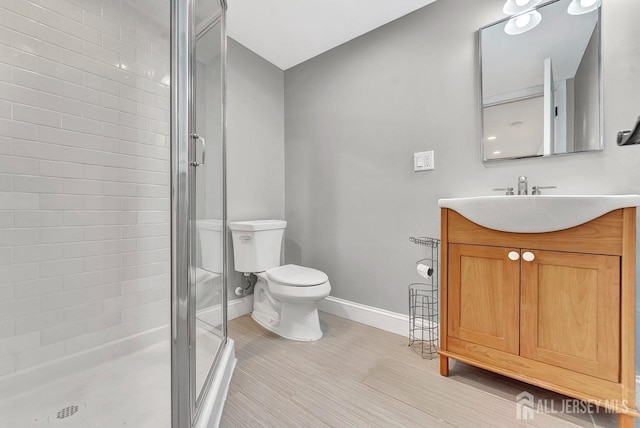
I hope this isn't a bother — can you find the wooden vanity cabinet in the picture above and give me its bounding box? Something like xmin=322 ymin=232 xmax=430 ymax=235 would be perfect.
xmin=520 ymin=249 xmax=620 ymax=382
xmin=448 ymin=244 xmax=520 ymax=355
xmin=439 ymin=208 xmax=638 ymax=425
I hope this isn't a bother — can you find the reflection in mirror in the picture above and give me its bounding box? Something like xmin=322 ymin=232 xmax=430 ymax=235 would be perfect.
xmin=480 ymin=0 xmax=601 ymax=161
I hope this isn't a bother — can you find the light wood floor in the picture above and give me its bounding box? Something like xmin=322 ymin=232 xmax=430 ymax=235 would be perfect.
xmin=221 ymin=313 xmax=617 ymax=427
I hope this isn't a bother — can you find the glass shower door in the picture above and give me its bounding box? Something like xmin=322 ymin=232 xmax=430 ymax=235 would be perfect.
xmin=171 ymin=0 xmax=227 ymax=426
xmin=192 ymin=3 xmax=227 ymax=402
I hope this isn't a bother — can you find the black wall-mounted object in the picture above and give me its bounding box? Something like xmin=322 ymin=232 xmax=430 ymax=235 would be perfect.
xmin=617 ymin=116 xmax=640 ymax=146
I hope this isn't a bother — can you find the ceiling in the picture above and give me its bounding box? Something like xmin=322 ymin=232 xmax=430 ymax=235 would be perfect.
xmin=481 ymin=0 xmax=598 ymax=99
xmin=226 ymin=0 xmax=438 ymax=70
xmin=126 ymin=0 xmax=439 ymax=70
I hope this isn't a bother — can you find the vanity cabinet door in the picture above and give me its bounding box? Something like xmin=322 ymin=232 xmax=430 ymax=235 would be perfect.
xmin=448 ymin=244 xmax=520 ymax=354
xmin=520 ymin=249 xmax=620 ymax=382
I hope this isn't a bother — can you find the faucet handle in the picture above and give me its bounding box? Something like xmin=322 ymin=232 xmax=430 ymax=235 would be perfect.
xmin=493 ymin=187 xmax=515 ymax=195
xmin=531 ymin=185 xmax=557 ymax=195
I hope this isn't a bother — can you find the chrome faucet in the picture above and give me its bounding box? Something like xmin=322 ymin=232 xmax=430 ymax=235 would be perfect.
xmin=518 ymin=176 xmax=528 ymax=195
xmin=493 ymin=177 xmax=556 ymax=196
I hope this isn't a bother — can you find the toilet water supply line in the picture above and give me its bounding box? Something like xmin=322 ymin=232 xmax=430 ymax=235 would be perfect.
xmin=234 ymin=273 xmax=254 ymax=296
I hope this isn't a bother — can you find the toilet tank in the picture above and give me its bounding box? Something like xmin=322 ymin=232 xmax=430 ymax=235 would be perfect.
xmin=229 ymin=220 xmax=287 ymax=273
xmin=196 ymin=219 xmax=223 ymax=273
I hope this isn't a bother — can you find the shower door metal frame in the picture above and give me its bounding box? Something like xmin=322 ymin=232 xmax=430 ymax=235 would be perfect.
xmin=170 ymin=0 xmax=192 ymax=425
xmin=191 ymin=2 xmax=229 ymax=422
xmin=171 ymin=0 xmax=228 ymax=427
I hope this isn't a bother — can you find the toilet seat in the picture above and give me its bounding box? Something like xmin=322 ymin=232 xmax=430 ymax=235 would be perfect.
xmin=266 ymin=264 xmax=328 ymax=287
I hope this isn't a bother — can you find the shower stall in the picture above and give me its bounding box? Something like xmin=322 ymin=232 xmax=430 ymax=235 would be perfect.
xmin=0 ymin=0 xmax=233 ymax=426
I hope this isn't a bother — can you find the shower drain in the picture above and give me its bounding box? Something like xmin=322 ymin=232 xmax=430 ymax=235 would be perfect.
xmin=57 ymin=405 xmax=78 ymax=419
xmin=48 ymin=402 xmax=86 ymax=424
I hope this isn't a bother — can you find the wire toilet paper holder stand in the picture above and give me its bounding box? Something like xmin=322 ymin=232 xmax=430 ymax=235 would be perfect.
xmin=408 ymin=236 xmax=440 ymax=359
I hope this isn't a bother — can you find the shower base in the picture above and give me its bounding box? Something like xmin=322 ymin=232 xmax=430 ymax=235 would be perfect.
xmin=0 ymin=326 xmax=224 ymax=427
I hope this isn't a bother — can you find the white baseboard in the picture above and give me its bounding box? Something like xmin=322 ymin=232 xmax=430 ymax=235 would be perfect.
xmin=318 ymin=296 xmax=413 ymax=337
xmin=228 ymin=295 xmax=253 ymax=320
xmin=195 ymin=338 xmax=236 ymax=428
xmin=218 ymin=294 xmax=418 ymax=341
xmin=197 ymin=295 xmax=253 ymax=327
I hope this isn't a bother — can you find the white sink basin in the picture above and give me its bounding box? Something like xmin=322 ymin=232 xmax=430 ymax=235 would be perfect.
xmin=438 ymin=195 xmax=640 ymax=233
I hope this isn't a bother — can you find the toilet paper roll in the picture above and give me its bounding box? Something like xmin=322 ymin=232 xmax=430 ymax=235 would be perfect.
xmin=417 ymin=263 xmax=433 ymax=279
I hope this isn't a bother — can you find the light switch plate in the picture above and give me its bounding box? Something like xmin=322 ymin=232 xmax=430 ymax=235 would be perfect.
xmin=414 ymin=151 xmax=434 ymax=171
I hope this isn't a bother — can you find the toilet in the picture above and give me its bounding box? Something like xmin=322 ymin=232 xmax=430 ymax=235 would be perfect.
xmin=229 ymin=220 xmax=331 ymax=341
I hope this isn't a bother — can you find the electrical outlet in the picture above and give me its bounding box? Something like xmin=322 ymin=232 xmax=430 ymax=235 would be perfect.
xmin=414 ymin=151 xmax=434 ymax=171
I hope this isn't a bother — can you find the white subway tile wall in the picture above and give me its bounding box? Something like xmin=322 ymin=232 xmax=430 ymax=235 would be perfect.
xmin=0 ymin=0 xmax=170 ymax=375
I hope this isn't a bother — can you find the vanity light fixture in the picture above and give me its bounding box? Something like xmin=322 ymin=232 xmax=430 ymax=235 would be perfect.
xmin=493 ymin=151 xmax=502 ymax=155
xmin=567 ymin=0 xmax=601 ymax=15
xmin=504 ymin=10 xmax=542 ymax=35
xmin=487 ymin=136 xmax=497 ymax=141
xmin=503 ymin=0 xmax=541 ymax=15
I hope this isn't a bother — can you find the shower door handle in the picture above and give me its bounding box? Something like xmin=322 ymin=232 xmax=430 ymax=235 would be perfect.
xmin=190 ymin=133 xmax=205 ymax=167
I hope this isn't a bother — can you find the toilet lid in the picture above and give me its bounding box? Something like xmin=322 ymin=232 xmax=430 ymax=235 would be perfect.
xmin=266 ymin=264 xmax=328 ymax=287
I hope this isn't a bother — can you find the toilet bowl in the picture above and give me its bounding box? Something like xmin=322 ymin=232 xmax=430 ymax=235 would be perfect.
xmin=229 ymin=220 xmax=331 ymax=341
xmin=252 ymin=265 xmax=330 ymax=341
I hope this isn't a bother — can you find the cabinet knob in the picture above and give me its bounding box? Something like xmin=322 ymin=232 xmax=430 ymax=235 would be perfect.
xmin=508 ymin=251 xmax=520 ymax=261
xmin=522 ymin=251 xmax=535 ymax=262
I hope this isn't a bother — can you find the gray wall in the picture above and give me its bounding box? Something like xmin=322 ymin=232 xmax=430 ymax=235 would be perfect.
xmin=284 ymin=0 xmax=640 ymax=315
xmin=227 ymin=39 xmax=285 ymax=298
xmin=574 ymin=26 xmax=600 ymax=151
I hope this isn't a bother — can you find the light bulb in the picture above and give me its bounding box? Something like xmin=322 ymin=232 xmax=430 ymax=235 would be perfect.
xmin=567 ymin=0 xmax=600 ymax=15
xmin=503 ymin=0 xmax=541 ymax=16
xmin=505 ymin=10 xmax=541 ymax=34
xmin=515 ymin=14 xmax=531 ymax=28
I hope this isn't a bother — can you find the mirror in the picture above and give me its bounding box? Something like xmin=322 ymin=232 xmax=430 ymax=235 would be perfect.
xmin=480 ymin=0 xmax=602 ymax=161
